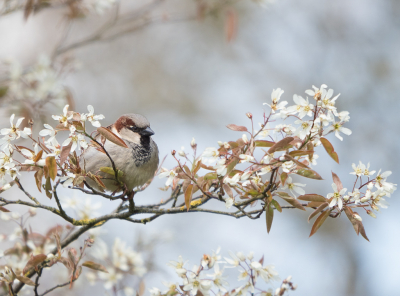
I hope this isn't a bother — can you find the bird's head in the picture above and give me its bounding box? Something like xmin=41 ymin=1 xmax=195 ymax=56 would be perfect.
xmin=113 ymin=114 xmax=154 ymax=145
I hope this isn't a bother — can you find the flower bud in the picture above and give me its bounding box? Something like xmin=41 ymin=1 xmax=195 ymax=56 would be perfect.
xmin=29 ymin=208 xmax=37 ymax=217
xmin=343 ymin=195 xmax=350 ymax=201
xmin=217 ymin=141 xmax=223 ymax=147
xmin=246 ymin=112 xmax=253 ymax=119
xmin=178 ymin=150 xmax=185 ymax=157
xmin=171 ymin=150 xmax=176 ymax=156
xmin=367 ymin=210 xmax=376 ymax=218
xmin=28 ymin=119 xmax=34 ymax=126
xmin=223 ymin=142 xmax=230 ymax=149
xmin=353 ymin=213 xmax=362 ymax=221
xmin=285 ymin=275 xmax=292 ymax=282
xmin=242 ymin=134 xmax=249 ymax=144
xmin=360 ymin=196 xmax=370 ymax=203
xmin=371 ymin=204 xmax=379 ymax=211
xmin=190 ymin=137 xmax=196 ymax=149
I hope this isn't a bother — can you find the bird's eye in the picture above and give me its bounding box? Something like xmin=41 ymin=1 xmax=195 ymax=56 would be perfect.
xmin=129 ymin=126 xmax=139 ymax=132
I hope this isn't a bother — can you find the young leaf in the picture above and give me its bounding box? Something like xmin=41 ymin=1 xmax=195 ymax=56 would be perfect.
xmin=193 ymin=160 xmax=202 ymax=175
xmin=23 ymin=254 xmax=47 ymax=274
xmin=222 ymin=184 xmax=233 ymax=198
xmin=298 ymin=194 xmax=326 ymax=202
xmin=226 ymin=124 xmax=247 ymax=132
xmin=343 ymin=206 xmax=369 ymax=241
xmin=0 ymin=206 xmax=10 ymax=212
xmin=60 ymin=142 xmax=72 ymax=165
xmin=280 ymin=172 xmax=288 ymax=186
xmin=97 ymin=127 xmax=128 ymax=148
xmin=82 ymin=261 xmax=109 ymax=273
xmin=225 ymin=8 xmax=237 ymax=42
xmin=15 ymin=274 xmax=35 ymax=286
xmin=288 ymin=150 xmax=314 ymax=157
xmin=34 ymin=169 xmax=43 ymax=193
xmin=46 ymin=156 xmax=57 ymax=181
xmin=183 ymin=165 xmax=191 ymax=176
xmin=271 ymin=199 xmax=282 ymax=213
xmin=268 ymin=137 xmax=294 ymax=154
xmin=254 ymin=140 xmax=274 ymax=147
xmin=33 ymin=150 xmax=43 ymax=163
xmin=203 ymin=172 xmax=218 ymax=180
xmin=275 ymin=192 xmax=306 ymax=211
xmin=309 ymin=209 xmax=331 ymax=237
xmin=185 ymin=184 xmax=194 ymax=211
xmin=308 ymin=202 xmax=329 ymax=222
xmin=331 ymin=171 xmax=343 ymax=191
xmin=265 ymin=202 xmax=274 ymax=233
xmin=320 ymin=137 xmax=339 ymax=164
xmin=45 ymin=177 xmax=52 ymax=199
xmin=296 ymin=168 xmax=323 ymax=180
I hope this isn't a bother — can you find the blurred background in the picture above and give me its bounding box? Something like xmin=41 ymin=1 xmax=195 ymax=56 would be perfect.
xmin=0 ymin=0 xmax=399 ymax=295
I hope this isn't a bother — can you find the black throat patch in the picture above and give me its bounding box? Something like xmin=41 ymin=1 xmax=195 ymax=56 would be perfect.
xmin=129 ymin=136 xmax=152 ymax=167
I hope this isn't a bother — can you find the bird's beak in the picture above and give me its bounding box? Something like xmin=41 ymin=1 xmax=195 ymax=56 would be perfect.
xmin=140 ymin=127 xmax=155 ymax=136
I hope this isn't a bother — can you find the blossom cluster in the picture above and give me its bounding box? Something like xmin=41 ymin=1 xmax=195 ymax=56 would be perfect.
xmin=159 ymin=85 xmax=396 ymax=239
xmin=0 ymin=104 xmax=104 ymax=192
xmin=150 ymin=248 xmax=296 ymax=296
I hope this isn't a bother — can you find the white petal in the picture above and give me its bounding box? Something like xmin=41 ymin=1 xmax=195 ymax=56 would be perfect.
xmin=9 ymin=114 xmax=15 ymax=126
xmin=340 ymin=127 xmax=352 ymax=136
xmin=15 ymin=117 xmax=24 ymax=128
xmin=63 ymin=105 xmax=69 ymax=115
xmin=329 ymin=198 xmax=337 ymax=208
xmin=87 ymin=105 xmax=94 ymax=114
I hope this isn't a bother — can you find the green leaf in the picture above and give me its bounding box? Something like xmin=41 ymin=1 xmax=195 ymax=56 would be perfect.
xmin=265 ymin=203 xmax=274 ymax=233
xmin=82 ymin=261 xmax=109 ymax=273
xmin=298 ymin=194 xmax=326 ymax=202
xmin=100 ymin=167 xmax=124 ymax=179
xmin=254 ymin=140 xmax=274 ymax=147
xmin=320 ymin=137 xmax=339 ymax=164
xmin=203 ymin=172 xmax=218 ymax=180
xmin=309 ymin=209 xmax=331 ymax=237
xmin=288 ymin=150 xmax=314 ymax=157
xmin=280 ymin=172 xmax=288 ymax=186
xmin=271 ymin=199 xmax=282 ymax=213
xmin=296 ymin=168 xmax=323 ymax=180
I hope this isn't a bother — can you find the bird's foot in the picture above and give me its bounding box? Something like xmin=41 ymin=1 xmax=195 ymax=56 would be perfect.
xmin=127 ymin=191 xmax=135 ymax=212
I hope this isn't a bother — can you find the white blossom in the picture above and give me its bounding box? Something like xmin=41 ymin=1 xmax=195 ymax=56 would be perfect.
xmin=327 ymin=183 xmax=347 ymax=210
xmin=282 ymin=177 xmax=306 ymax=197
xmin=52 ymin=105 xmax=73 ymax=127
xmin=158 ymin=168 xmax=177 ymax=186
xmin=264 ymin=88 xmax=287 ymax=113
xmin=83 ymin=105 xmax=105 ymax=127
xmin=1 ymin=114 xmax=31 ymax=140
xmin=324 ymin=121 xmax=352 ymax=141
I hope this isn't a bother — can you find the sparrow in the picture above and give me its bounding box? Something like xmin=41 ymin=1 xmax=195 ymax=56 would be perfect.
xmin=80 ymin=113 xmax=159 ymax=194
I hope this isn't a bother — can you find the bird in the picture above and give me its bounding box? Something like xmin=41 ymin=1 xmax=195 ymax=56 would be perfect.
xmin=80 ymin=113 xmax=159 ymax=195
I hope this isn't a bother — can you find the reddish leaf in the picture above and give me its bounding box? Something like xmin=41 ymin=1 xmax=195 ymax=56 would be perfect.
xmin=343 ymin=206 xmax=369 ymax=241
xmin=309 ymin=209 xmax=331 ymax=237
xmin=298 ymin=194 xmax=326 ymax=202
xmin=97 ymin=127 xmax=128 ymax=148
xmin=225 ymin=8 xmax=237 ymax=42
xmin=284 ymin=155 xmax=309 ymax=168
xmin=82 ymin=261 xmax=109 ymax=273
xmin=0 ymin=206 xmax=10 ymax=212
xmin=268 ymin=137 xmax=294 ymax=154
xmin=306 ymin=201 xmax=326 ymax=208
xmin=320 ymin=137 xmax=339 ymax=164
xmin=280 ymin=172 xmax=288 ymax=186
xmin=185 ymin=184 xmax=194 ymax=211
xmin=60 ymin=142 xmax=72 ymax=165
xmin=46 ymin=156 xmax=57 ymax=181
xmin=274 ymin=192 xmax=306 ymax=211
xmin=193 ymin=160 xmax=202 ymax=175
xmin=15 ymin=274 xmax=35 ymax=286
xmin=222 ymin=184 xmax=233 ymax=198
xmin=265 ymin=203 xmax=274 ymax=233
xmin=183 ymin=165 xmax=191 ymax=176
xmin=331 ymin=171 xmax=343 ymax=191
xmin=45 ymin=177 xmax=52 ymax=199
xmin=34 ymin=169 xmax=43 ymax=193
xmin=226 ymin=124 xmax=247 ymax=132
xmin=23 ymin=254 xmax=47 ymax=274
xmin=296 ymin=168 xmax=323 ymax=180
xmin=308 ymin=202 xmax=329 ymax=222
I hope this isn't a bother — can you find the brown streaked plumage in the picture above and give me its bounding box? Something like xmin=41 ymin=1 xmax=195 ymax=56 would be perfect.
xmin=80 ymin=114 xmax=159 ymax=192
